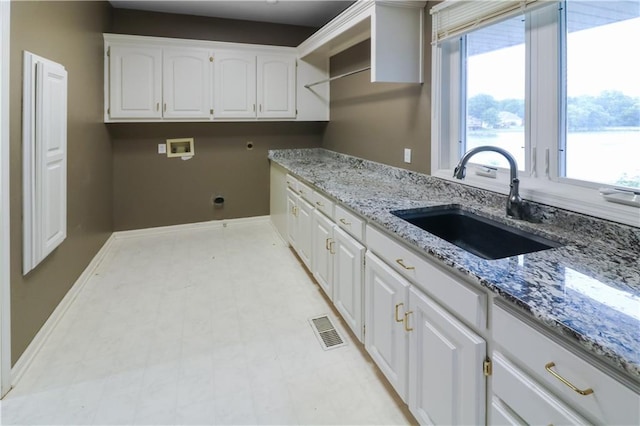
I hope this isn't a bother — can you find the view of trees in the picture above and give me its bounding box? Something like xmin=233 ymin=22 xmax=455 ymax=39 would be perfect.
xmin=468 ymin=91 xmax=640 ymax=131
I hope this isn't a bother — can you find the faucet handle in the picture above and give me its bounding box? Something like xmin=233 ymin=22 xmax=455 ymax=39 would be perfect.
xmin=453 ymin=165 xmax=466 ymax=179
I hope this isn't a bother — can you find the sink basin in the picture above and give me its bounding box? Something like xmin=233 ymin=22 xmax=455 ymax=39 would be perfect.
xmin=391 ymin=206 xmax=562 ymax=260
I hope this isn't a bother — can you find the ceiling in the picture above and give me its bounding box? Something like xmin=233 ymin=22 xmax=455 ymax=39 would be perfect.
xmin=109 ymin=1 xmax=355 ymax=28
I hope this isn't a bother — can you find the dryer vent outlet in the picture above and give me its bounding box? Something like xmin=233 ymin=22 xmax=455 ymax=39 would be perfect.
xmin=212 ymin=196 xmax=224 ymax=208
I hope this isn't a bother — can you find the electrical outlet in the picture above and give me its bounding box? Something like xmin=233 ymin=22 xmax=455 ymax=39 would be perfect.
xmin=158 ymin=143 xmax=166 ymax=154
xmin=404 ymin=148 xmax=412 ymax=164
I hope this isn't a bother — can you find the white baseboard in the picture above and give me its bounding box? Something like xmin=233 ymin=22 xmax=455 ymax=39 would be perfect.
xmin=113 ymin=215 xmax=271 ymax=240
xmin=10 ymin=233 xmax=116 ymax=388
xmin=9 ymin=215 xmax=271 ymax=388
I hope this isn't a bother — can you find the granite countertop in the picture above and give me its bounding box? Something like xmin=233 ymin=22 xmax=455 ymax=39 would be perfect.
xmin=269 ymin=148 xmax=640 ymax=382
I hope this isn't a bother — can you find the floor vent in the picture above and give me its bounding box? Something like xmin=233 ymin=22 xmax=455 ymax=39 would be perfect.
xmin=309 ymin=315 xmax=346 ymax=350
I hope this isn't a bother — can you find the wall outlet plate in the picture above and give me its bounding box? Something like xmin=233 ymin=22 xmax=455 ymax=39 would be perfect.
xmin=404 ymin=148 xmax=412 ymax=163
xmin=158 ymin=143 xmax=166 ymax=154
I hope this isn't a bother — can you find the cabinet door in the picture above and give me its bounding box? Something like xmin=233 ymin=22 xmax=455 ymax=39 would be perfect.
xmin=163 ymin=48 xmax=212 ymax=119
xmin=286 ymin=189 xmax=298 ymax=249
xmin=214 ymin=52 xmax=256 ymax=119
xmin=109 ymin=45 xmax=162 ymax=119
xmin=296 ymin=196 xmax=314 ymax=270
xmin=364 ymin=252 xmax=410 ymax=401
xmin=408 ymin=286 xmax=486 ymax=426
xmin=312 ymin=210 xmax=334 ymax=299
xmin=492 ymin=352 xmax=590 ymax=426
xmin=333 ymin=227 xmax=365 ymax=342
xmin=257 ymin=55 xmax=296 ymax=118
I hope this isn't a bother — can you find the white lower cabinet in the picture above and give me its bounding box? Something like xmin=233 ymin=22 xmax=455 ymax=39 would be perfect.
xmin=365 ymin=251 xmax=411 ymax=401
xmin=491 ymin=352 xmax=589 ymax=425
xmin=285 ymin=188 xmax=313 ymax=270
xmin=312 ymin=209 xmax=334 ymax=298
xmin=365 ymin=247 xmax=487 ymax=424
xmin=333 ymin=226 xmax=365 ymax=341
xmin=408 ymin=286 xmax=487 ymax=425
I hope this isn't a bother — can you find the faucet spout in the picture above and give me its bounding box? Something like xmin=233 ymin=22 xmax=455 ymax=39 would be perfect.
xmin=453 ymin=146 xmax=525 ymax=219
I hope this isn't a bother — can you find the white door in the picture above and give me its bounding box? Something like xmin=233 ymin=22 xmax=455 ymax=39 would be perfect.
xmin=214 ymin=52 xmax=256 ymax=119
xmin=286 ymin=189 xmax=298 ymax=249
xmin=296 ymin=196 xmax=314 ymax=270
xmin=257 ymin=55 xmax=296 ymax=118
xmin=408 ymin=286 xmax=486 ymax=425
xmin=36 ymin=61 xmax=67 ymax=260
xmin=312 ymin=209 xmax=334 ymax=298
xmin=333 ymin=227 xmax=365 ymax=342
xmin=364 ymin=252 xmax=410 ymax=401
xmin=109 ymin=45 xmax=162 ymax=119
xmin=163 ymin=48 xmax=212 ymax=119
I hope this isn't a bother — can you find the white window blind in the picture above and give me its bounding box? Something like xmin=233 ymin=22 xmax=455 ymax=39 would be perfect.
xmin=431 ymin=0 xmax=552 ymax=44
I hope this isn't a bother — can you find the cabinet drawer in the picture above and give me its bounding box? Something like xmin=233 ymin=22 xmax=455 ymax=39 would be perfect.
xmin=335 ymin=204 xmax=364 ymax=241
xmin=285 ymin=174 xmax=299 ymax=192
xmin=493 ymin=351 xmax=590 ymax=425
xmin=311 ymin=190 xmax=334 ymax=220
xmin=366 ymin=225 xmax=486 ymax=330
xmin=493 ymin=304 xmax=640 ymax=425
xmin=297 ymin=181 xmax=314 ymax=202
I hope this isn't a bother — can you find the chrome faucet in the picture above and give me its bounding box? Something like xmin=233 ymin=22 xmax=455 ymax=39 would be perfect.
xmin=453 ymin=146 xmax=525 ymax=219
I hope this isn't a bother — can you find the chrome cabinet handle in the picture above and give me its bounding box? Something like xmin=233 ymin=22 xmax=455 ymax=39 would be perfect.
xmin=339 ymin=218 xmax=351 ymax=226
xmin=395 ymin=303 xmax=404 ymax=323
xmin=396 ymin=259 xmax=415 ymax=270
xmin=156 ymin=102 xmax=160 ymax=111
xmin=545 ymin=362 xmax=594 ymax=396
xmin=329 ymin=240 xmax=335 ymax=255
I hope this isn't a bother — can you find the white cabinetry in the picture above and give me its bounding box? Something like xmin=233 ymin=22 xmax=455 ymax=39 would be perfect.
xmin=286 ymin=187 xmax=313 ymax=270
xmin=163 ymin=48 xmax=212 ymax=119
xmin=333 ymin=226 xmax=365 ymax=341
xmin=492 ymin=304 xmax=640 ymax=426
xmin=365 ymin=251 xmax=411 ymax=401
xmin=312 ymin=209 xmax=334 ymax=298
xmin=215 ymin=53 xmax=296 ymax=119
xmin=214 ymin=52 xmax=256 ymax=119
xmin=365 ymin=226 xmax=487 ymax=424
xmin=105 ymin=34 xmax=299 ymax=122
xmin=408 ymin=286 xmax=486 ymax=425
xmin=257 ymin=55 xmax=296 ymax=118
xmin=108 ymin=45 xmax=162 ymax=119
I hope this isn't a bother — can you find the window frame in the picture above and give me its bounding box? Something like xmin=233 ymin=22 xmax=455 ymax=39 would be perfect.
xmin=430 ymin=1 xmax=640 ymax=227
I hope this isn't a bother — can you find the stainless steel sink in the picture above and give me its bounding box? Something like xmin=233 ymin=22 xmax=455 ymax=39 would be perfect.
xmin=391 ymin=206 xmax=562 ymax=260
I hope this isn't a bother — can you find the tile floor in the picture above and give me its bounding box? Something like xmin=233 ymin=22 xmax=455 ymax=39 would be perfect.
xmin=0 ymin=219 xmax=416 ymax=425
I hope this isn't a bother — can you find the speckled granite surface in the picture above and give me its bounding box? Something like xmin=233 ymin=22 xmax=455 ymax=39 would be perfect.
xmin=269 ymin=148 xmax=640 ymax=381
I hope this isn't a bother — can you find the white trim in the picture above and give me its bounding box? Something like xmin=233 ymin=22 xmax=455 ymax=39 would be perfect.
xmin=112 ymin=216 xmax=271 ymax=240
xmin=11 ymin=233 xmax=116 ymax=387
xmin=0 ymin=0 xmax=11 ymax=399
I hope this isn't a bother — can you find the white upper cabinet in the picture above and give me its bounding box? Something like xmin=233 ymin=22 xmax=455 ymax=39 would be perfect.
xmin=257 ymin=55 xmax=296 ymax=119
xmin=104 ymin=34 xmax=299 ymax=122
xmin=163 ymin=48 xmax=212 ymax=119
xmin=213 ymin=52 xmax=257 ymax=119
xmin=109 ymin=45 xmax=162 ymax=119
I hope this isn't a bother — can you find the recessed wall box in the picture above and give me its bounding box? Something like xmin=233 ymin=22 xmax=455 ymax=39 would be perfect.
xmin=166 ymin=138 xmax=194 ymax=157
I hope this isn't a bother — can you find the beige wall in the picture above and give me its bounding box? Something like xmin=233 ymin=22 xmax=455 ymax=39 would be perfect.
xmin=111 ymin=122 xmax=323 ymax=230
xmin=110 ymin=9 xmax=325 ymax=231
xmin=10 ymin=1 xmax=113 ymax=363
xmin=321 ymin=8 xmax=432 ymax=174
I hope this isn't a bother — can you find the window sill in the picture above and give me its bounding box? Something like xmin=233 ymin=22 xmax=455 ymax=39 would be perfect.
xmin=433 ymin=169 xmax=640 ymax=228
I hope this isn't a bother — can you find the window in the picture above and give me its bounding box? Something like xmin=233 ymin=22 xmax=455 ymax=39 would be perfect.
xmin=562 ymin=1 xmax=640 ymax=189
xmin=465 ymin=15 xmax=526 ymax=171
xmin=431 ymin=0 xmax=640 ymax=226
